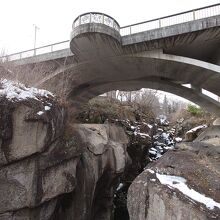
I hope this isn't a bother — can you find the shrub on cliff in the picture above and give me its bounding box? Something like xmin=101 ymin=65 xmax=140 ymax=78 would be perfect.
xmin=187 ymin=104 xmax=203 ymax=116
xmin=76 ymin=96 xmax=156 ymax=124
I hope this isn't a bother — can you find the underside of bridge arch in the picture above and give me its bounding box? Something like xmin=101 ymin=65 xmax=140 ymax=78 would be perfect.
xmin=36 ymin=47 xmax=220 ymax=117
xmin=67 ymin=78 xmax=220 ymax=117
xmin=61 ymin=51 xmax=220 ymax=92
xmin=59 ymin=50 xmax=220 ymax=117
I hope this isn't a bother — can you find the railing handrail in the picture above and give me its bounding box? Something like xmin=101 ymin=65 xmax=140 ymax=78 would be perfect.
xmin=1 ymin=40 xmax=69 ymax=59
xmin=1 ymin=3 xmax=220 ymax=60
xmin=121 ymin=3 xmax=220 ymax=29
xmin=73 ymin=12 xmax=120 ymax=28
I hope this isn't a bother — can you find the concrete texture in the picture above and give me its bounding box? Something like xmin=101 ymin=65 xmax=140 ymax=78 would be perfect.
xmin=13 ymin=15 xmax=220 ymax=65
xmin=69 ymin=79 xmax=220 ymax=116
xmin=13 ymin=49 xmax=73 ymax=66
xmin=5 ymin=12 xmax=220 ymax=116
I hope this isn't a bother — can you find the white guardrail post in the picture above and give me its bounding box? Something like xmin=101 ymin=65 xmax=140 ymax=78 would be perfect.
xmin=193 ymin=10 xmax=196 ymax=20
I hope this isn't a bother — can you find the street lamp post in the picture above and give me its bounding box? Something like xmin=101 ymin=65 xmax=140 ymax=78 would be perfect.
xmin=33 ymin=24 xmax=39 ymax=56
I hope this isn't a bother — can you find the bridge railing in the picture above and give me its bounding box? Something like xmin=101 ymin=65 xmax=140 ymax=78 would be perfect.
xmin=1 ymin=3 xmax=220 ymax=61
xmin=120 ymin=3 xmax=220 ymax=36
xmin=1 ymin=40 xmax=69 ymax=62
xmin=73 ymin=12 xmax=120 ymax=32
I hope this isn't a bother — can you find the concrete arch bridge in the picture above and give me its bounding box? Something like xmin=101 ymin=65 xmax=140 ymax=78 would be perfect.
xmin=3 ymin=4 xmax=220 ymax=116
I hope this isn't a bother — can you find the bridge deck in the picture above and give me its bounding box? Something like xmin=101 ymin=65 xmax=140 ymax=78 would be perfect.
xmin=1 ymin=3 xmax=220 ymax=65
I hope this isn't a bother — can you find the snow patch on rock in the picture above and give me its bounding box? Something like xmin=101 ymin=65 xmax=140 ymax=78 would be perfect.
xmin=156 ymin=173 xmax=220 ymax=210
xmin=175 ymin=137 xmax=182 ymax=142
xmin=0 ymin=79 xmax=54 ymax=101
xmin=44 ymin=106 xmax=51 ymax=111
xmin=186 ymin=125 xmax=207 ymax=134
xmin=37 ymin=111 xmax=44 ymax=116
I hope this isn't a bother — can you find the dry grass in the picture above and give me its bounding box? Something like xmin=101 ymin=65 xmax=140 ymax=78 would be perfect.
xmin=75 ymin=96 xmax=156 ymax=124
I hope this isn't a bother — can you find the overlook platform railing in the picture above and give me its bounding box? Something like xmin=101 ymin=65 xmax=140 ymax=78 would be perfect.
xmin=73 ymin=12 xmax=120 ymax=32
xmin=1 ymin=3 xmax=220 ymax=61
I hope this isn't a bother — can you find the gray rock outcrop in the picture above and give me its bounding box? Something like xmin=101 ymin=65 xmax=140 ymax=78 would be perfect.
xmin=127 ymin=127 xmax=220 ymax=220
xmin=184 ymin=124 xmax=207 ymax=142
xmin=0 ymin=80 xmax=130 ymax=220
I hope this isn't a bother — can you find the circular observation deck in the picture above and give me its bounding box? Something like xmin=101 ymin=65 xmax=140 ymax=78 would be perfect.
xmin=70 ymin=12 xmax=122 ymax=60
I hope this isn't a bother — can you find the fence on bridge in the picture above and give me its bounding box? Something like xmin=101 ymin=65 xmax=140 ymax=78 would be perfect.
xmin=1 ymin=3 xmax=220 ymax=61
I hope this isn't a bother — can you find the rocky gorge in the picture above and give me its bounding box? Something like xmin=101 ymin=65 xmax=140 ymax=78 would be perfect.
xmin=0 ymin=79 xmax=219 ymax=220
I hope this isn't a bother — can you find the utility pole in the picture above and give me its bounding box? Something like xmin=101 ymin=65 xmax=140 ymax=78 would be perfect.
xmin=33 ymin=24 xmax=39 ymax=55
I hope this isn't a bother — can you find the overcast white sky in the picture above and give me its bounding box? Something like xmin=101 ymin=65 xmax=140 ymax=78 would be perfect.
xmin=0 ymin=0 xmax=219 ymax=54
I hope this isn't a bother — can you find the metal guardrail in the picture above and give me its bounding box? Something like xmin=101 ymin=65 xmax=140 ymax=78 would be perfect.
xmin=1 ymin=3 xmax=220 ymax=61
xmin=120 ymin=3 xmax=220 ymax=35
xmin=1 ymin=40 xmax=69 ymax=62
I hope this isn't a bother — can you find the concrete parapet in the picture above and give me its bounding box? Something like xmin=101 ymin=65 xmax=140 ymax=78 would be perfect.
xmin=70 ymin=13 xmax=122 ymax=61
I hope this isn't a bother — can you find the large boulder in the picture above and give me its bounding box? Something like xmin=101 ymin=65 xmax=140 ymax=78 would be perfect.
xmin=0 ymin=79 xmax=69 ymax=216
xmin=0 ymin=199 xmax=58 ymax=220
xmin=0 ymin=79 xmax=65 ymax=164
xmin=194 ymin=125 xmax=220 ymax=146
xmin=0 ymin=79 xmax=130 ymax=220
xmin=184 ymin=124 xmax=207 ymax=142
xmin=127 ymin=141 xmax=220 ymax=220
xmin=46 ymin=123 xmax=129 ymax=220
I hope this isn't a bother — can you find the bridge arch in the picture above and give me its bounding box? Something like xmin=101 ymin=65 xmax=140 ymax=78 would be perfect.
xmin=68 ymin=78 xmax=220 ymax=117
xmin=36 ymin=11 xmax=220 ymax=117
xmin=62 ymin=50 xmax=220 ymax=116
xmin=69 ymin=12 xmax=220 ymax=91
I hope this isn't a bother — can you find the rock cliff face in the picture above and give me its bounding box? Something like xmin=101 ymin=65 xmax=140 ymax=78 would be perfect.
xmin=1 ymin=79 xmax=220 ymax=220
xmin=0 ymin=80 xmax=130 ymax=220
xmin=54 ymin=123 xmax=130 ymax=220
xmin=127 ymin=127 xmax=220 ymax=220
